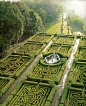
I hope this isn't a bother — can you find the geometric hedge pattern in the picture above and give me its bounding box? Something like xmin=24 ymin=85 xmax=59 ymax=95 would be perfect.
xmin=66 ymin=91 xmax=86 ymax=106
xmin=81 ymin=38 xmax=86 ymax=46
xmin=58 ymin=46 xmax=69 ymax=56
xmin=0 ymin=79 xmax=8 ymax=91
xmin=48 ymin=46 xmax=60 ymax=53
xmin=30 ymin=35 xmax=51 ymax=42
xmin=55 ymin=37 xmax=74 ymax=45
xmin=8 ymin=83 xmax=51 ymax=106
xmin=80 ymin=49 xmax=86 ymax=59
xmin=0 ymin=56 xmax=28 ymax=75
xmin=47 ymin=45 xmax=69 ymax=56
xmin=16 ymin=43 xmax=42 ymax=55
xmin=73 ymin=64 xmax=86 ymax=83
xmin=30 ymin=63 xmax=62 ymax=80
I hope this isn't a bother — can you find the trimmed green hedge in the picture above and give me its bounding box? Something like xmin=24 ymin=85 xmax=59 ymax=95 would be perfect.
xmin=47 ymin=84 xmax=57 ymax=102
xmin=0 ymin=77 xmax=14 ymax=98
xmin=60 ymin=86 xmax=68 ymax=104
xmin=2 ymin=80 xmax=57 ymax=106
xmin=0 ymin=55 xmax=32 ymax=78
xmin=70 ymin=87 xmax=83 ymax=92
xmin=71 ymin=83 xmax=84 ymax=88
xmin=0 ymin=55 xmax=9 ymax=63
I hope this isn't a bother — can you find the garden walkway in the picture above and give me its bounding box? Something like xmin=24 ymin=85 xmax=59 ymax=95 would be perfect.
xmin=0 ymin=38 xmax=53 ymax=104
xmin=50 ymin=38 xmax=80 ymax=106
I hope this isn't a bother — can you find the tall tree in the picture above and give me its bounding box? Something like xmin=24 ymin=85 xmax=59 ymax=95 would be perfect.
xmin=0 ymin=1 xmax=24 ymax=53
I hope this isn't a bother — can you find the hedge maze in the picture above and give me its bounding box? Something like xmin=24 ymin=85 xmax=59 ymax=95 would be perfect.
xmin=45 ymin=44 xmax=72 ymax=58
xmin=14 ymin=42 xmax=46 ymax=57
xmin=28 ymin=33 xmax=54 ymax=43
xmin=29 ymin=61 xmax=63 ymax=84
xmin=59 ymin=36 xmax=86 ymax=106
xmin=0 ymin=55 xmax=32 ymax=78
xmin=66 ymin=90 xmax=86 ymax=106
xmin=8 ymin=82 xmax=51 ymax=106
xmin=0 ymin=77 xmax=14 ymax=98
xmin=0 ymin=33 xmax=56 ymax=105
xmin=0 ymin=34 xmax=77 ymax=106
xmin=53 ymin=36 xmax=76 ymax=45
xmin=47 ymin=44 xmax=60 ymax=53
xmin=2 ymin=80 xmax=57 ymax=106
xmin=79 ymin=37 xmax=86 ymax=47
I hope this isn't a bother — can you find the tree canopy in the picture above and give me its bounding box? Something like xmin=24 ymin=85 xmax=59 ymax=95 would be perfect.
xmin=0 ymin=0 xmax=63 ymax=55
xmin=68 ymin=14 xmax=85 ymax=32
xmin=0 ymin=1 xmax=24 ymax=53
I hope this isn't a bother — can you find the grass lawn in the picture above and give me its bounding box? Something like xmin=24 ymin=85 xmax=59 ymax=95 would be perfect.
xmin=46 ymin=18 xmax=71 ymax=35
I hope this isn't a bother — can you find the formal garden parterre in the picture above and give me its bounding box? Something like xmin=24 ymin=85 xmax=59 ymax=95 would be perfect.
xmin=59 ymin=36 xmax=86 ymax=106
xmin=26 ymin=57 xmax=66 ymax=85
xmin=45 ymin=44 xmax=72 ymax=58
xmin=0 ymin=33 xmax=54 ymax=105
xmin=53 ymin=35 xmax=76 ymax=45
xmin=28 ymin=33 xmax=54 ymax=43
xmin=0 ymin=77 xmax=14 ymax=99
xmin=2 ymin=80 xmax=57 ymax=106
xmin=79 ymin=37 xmax=86 ymax=47
xmin=13 ymin=42 xmax=46 ymax=57
xmin=0 ymin=55 xmax=33 ymax=78
xmin=59 ymin=61 xmax=86 ymax=106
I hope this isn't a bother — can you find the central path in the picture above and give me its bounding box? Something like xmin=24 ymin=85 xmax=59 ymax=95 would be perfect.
xmin=0 ymin=39 xmax=53 ymax=104
xmin=50 ymin=38 xmax=80 ymax=106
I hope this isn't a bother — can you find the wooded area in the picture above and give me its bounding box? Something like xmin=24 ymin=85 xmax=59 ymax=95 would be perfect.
xmin=0 ymin=0 xmax=63 ymax=55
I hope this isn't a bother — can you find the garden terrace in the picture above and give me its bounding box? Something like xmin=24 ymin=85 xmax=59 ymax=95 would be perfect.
xmin=26 ymin=60 xmax=66 ymax=84
xmin=0 ymin=55 xmax=33 ymax=78
xmin=13 ymin=42 xmax=46 ymax=57
xmin=0 ymin=77 xmax=14 ymax=98
xmin=28 ymin=33 xmax=54 ymax=43
xmin=2 ymin=80 xmax=57 ymax=106
xmin=53 ymin=36 xmax=76 ymax=45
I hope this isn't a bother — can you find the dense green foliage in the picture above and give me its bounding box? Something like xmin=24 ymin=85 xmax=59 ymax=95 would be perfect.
xmin=68 ymin=14 xmax=85 ymax=32
xmin=0 ymin=0 xmax=63 ymax=56
xmin=0 ymin=1 xmax=24 ymax=53
xmin=22 ymin=0 xmax=63 ymax=23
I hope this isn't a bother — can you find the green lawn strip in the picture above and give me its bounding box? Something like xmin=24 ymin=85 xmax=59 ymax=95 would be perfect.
xmin=46 ymin=21 xmax=61 ymax=34
xmin=0 ymin=77 xmax=15 ymax=98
